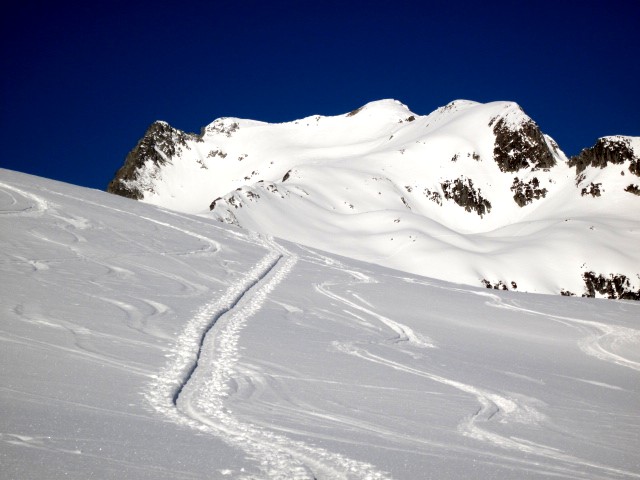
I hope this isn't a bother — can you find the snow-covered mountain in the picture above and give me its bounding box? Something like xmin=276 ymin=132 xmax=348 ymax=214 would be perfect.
xmin=107 ymin=100 xmax=640 ymax=299
xmin=2 ymin=169 xmax=640 ymax=479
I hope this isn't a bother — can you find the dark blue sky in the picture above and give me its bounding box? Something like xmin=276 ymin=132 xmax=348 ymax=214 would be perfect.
xmin=2 ymin=0 xmax=638 ymax=190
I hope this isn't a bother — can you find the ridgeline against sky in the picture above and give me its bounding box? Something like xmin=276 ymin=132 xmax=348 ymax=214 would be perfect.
xmin=1 ymin=0 xmax=638 ymax=189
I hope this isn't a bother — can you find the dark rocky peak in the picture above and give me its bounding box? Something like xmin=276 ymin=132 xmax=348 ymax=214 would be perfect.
xmin=490 ymin=106 xmax=556 ymax=173
xmin=107 ymin=121 xmax=199 ymax=199
xmin=569 ymin=136 xmax=639 ymax=177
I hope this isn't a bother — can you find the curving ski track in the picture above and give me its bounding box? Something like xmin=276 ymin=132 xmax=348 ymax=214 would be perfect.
xmin=318 ymin=272 xmax=640 ymax=479
xmin=0 ymin=181 xmax=49 ymax=216
xmin=147 ymin=237 xmax=389 ymax=479
xmin=471 ymin=290 xmax=640 ymax=372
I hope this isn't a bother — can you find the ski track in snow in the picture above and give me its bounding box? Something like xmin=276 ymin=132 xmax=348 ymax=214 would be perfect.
xmin=332 ymin=342 xmax=639 ymax=479
xmin=402 ymin=277 xmax=640 ymax=373
xmin=0 ymin=181 xmax=49 ymax=216
xmin=147 ymin=237 xmax=389 ymax=480
xmin=2 ymin=182 xmax=388 ymax=478
xmin=315 ymin=282 xmax=434 ymax=349
xmin=4 ymin=180 xmax=638 ymax=478
xmin=44 ymin=188 xmax=223 ymax=255
xmin=316 ymin=269 xmax=640 ymax=479
xmin=477 ymin=292 xmax=640 ymax=373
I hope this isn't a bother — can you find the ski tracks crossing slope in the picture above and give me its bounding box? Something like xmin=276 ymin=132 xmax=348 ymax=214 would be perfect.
xmin=147 ymin=236 xmax=389 ymax=480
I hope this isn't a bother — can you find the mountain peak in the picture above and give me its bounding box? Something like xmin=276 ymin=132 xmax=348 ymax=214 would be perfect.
xmin=107 ymin=99 xmax=640 ymax=299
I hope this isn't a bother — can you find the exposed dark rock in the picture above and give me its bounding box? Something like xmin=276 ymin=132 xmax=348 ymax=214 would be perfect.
xmin=582 ymin=271 xmax=640 ymax=300
xmin=625 ymin=184 xmax=640 ymax=195
xmin=207 ymin=149 xmax=227 ymax=159
xmin=569 ymin=137 xmax=639 ymax=176
xmin=346 ymin=106 xmax=364 ymax=117
xmin=580 ymin=182 xmax=602 ymax=197
xmin=405 ymin=115 xmax=415 ymax=122
xmin=244 ymin=170 xmax=259 ymax=181
xmin=492 ymin=115 xmax=556 ymax=172
xmin=282 ymin=169 xmax=292 ymax=182
xmin=481 ymin=279 xmax=511 ymax=290
xmin=107 ymin=121 xmax=199 ymax=199
xmin=246 ymin=191 xmax=260 ymax=201
xmin=510 ymin=177 xmax=547 ymax=206
xmin=227 ymin=195 xmax=242 ymax=209
xmin=209 ymin=197 xmax=222 ymax=211
xmin=441 ymin=177 xmax=491 ymax=216
xmin=422 ymin=188 xmax=442 ymax=205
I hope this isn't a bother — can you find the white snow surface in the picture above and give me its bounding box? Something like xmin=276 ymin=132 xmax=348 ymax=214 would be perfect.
xmin=2 ymin=169 xmax=639 ymax=479
xmin=120 ymin=99 xmax=640 ymax=297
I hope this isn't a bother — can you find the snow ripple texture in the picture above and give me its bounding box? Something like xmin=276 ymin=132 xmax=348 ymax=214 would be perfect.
xmin=147 ymin=238 xmax=389 ymax=479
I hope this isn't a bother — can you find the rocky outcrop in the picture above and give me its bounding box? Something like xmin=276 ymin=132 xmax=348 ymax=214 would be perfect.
xmin=580 ymin=182 xmax=602 ymax=197
xmin=569 ymin=136 xmax=639 ymax=176
xmin=491 ymin=115 xmax=556 ymax=172
xmin=625 ymin=184 xmax=640 ymax=196
xmin=481 ymin=279 xmax=518 ymax=290
xmin=510 ymin=177 xmax=547 ymax=206
xmin=441 ymin=177 xmax=491 ymax=216
xmin=107 ymin=121 xmax=200 ymax=199
xmin=582 ymin=271 xmax=640 ymax=300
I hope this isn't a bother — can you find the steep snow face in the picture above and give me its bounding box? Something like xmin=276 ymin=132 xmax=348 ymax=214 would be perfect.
xmin=108 ymin=100 xmax=640 ymax=298
xmin=3 ymin=169 xmax=640 ymax=479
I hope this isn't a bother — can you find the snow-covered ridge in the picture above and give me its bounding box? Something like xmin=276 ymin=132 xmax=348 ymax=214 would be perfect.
xmin=107 ymin=100 xmax=640 ymax=299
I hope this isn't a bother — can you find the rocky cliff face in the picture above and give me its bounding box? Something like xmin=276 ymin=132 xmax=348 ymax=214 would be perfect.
xmin=569 ymin=136 xmax=639 ymax=175
xmin=107 ymin=121 xmax=201 ymax=199
xmin=491 ymin=115 xmax=556 ymax=173
xmin=568 ymin=136 xmax=640 ymax=200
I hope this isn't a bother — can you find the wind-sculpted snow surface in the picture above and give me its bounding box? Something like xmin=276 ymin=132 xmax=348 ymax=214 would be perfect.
xmin=2 ymin=169 xmax=640 ymax=479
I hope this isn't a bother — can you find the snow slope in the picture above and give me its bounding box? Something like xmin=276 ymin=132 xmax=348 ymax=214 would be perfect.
xmin=2 ymin=169 xmax=640 ymax=479
xmin=107 ymin=100 xmax=640 ymax=298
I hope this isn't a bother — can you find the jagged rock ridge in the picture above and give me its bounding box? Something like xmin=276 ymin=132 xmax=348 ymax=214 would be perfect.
xmin=107 ymin=121 xmax=201 ymax=199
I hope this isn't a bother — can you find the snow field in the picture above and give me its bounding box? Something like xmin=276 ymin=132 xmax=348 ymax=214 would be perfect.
xmin=2 ymin=169 xmax=640 ymax=479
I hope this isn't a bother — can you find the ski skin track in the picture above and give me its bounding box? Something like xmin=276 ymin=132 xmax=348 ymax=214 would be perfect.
xmin=146 ymin=235 xmax=389 ymax=480
xmin=170 ymin=252 xmax=282 ymax=406
xmin=9 ymin=182 xmax=387 ymax=478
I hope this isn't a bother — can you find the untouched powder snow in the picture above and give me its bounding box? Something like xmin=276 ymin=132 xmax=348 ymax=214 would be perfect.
xmin=109 ymin=99 xmax=640 ymax=298
xmin=2 ymin=169 xmax=640 ymax=479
